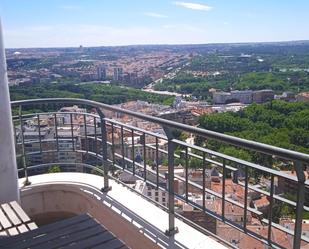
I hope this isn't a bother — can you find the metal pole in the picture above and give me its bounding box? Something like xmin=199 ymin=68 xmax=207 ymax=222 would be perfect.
xmin=121 ymin=126 xmax=125 ymax=170
xmin=164 ymin=127 xmax=178 ymax=236
xmin=97 ymin=108 xmax=111 ymax=192
xmin=293 ymin=161 xmax=305 ymax=249
xmin=37 ymin=114 xmax=42 ymax=154
xmin=266 ymin=174 xmax=274 ymax=246
xmin=19 ymin=106 xmax=30 ymax=186
xmin=222 ymin=159 xmax=226 ymax=222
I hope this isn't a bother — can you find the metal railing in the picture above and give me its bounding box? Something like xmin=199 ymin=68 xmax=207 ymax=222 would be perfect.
xmin=11 ymin=98 xmax=309 ymax=249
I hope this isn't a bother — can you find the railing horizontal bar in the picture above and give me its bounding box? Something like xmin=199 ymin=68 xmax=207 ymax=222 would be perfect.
xmin=108 ymin=173 xmax=168 ymax=211
xmin=16 ymin=147 xmax=275 ymax=219
xmin=113 ymin=152 xmax=168 ymax=181
xmin=172 ymin=172 xmax=264 ymax=217
xmin=18 ymin=143 xmax=308 ymax=212
xmin=175 ymin=193 xmax=285 ymax=249
xmin=261 ymin=218 xmax=309 ymax=243
xmin=238 ymin=181 xmax=309 ymax=211
xmin=105 ymin=118 xmax=167 ymax=140
xmin=11 ymin=98 xmax=309 ymax=163
xmin=182 ymin=150 xmax=237 ymax=172
xmin=174 ymin=140 xmax=298 ymax=182
xmin=12 ymin=111 xmax=100 ymax=121
xmin=13 ymin=106 xmax=304 ymax=181
xmin=174 ymin=213 xmax=239 ymax=249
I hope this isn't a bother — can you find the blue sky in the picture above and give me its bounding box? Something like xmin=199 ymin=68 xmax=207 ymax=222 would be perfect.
xmin=0 ymin=0 xmax=308 ymax=48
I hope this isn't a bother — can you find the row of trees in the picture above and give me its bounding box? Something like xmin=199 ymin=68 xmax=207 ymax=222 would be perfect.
xmin=154 ymin=47 xmax=309 ymax=98
xmin=154 ymin=69 xmax=309 ymax=99
xmin=10 ymin=83 xmax=175 ymax=106
xmin=198 ymin=100 xmax=309 ymax=168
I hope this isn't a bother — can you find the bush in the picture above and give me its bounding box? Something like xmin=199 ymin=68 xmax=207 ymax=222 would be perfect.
xmin=47 ymin=165 xmax=61 ymax=173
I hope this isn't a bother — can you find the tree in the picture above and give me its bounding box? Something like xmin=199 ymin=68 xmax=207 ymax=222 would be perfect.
xmin=189 ymin=157 xmax=203 ymax=169
xmin=47 ymin=165 xmax=61 ymax=173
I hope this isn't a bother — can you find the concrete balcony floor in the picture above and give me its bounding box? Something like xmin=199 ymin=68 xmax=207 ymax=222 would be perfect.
xmin=18 ymin=173 xmax=226 ymax=249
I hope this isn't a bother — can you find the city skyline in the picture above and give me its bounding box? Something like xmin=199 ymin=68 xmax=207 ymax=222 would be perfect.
xmin=1 ymin=0 xmax=309 ymax=48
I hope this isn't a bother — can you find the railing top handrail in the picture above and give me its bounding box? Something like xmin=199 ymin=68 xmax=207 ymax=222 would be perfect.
xmin=11 ymin=98 xmax=309 ymax=164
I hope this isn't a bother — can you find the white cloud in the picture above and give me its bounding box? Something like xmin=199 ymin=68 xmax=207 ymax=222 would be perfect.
xmin=144 ymin=12 xmax=168 ymax=18
xmin=173 ymin=2 xmax=212 ymax=11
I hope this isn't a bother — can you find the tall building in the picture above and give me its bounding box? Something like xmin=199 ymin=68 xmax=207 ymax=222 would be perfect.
xmin=113 ymin=67 xmax=123 ymax=81
xmin=96 ymin=64 xmax=107 ymax=80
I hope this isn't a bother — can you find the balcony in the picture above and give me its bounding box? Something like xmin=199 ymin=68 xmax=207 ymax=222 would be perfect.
xmin=3 ymin=98 xmax=309 ymax=249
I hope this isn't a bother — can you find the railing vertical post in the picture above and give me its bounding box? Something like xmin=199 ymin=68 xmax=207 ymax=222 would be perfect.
xmin=142 ymin=132 xmax=146 ymax=181
xmin=121 ymin=126 xmax=125 ymax=170
xmin=94 ymin=116 xmax=98 ymax=165
xmin=70 ymin=113 xmax=75 ymax=151
xmin=163 ymin=127 xmax=178 ymax=236
xmin=19 ymin=105 xmax=30 ymax=186
xmin=111 ymin=123 xmax=115 ymax=166
xmin=222 ymin=159 xmax=226 ymax=222
xmin=37 ymin=114 xmax=42 ymax=154
xmin=185 ymin=147 xmax=189 ymax=203
xmin=202 ymin=152 xmax=206 ymax=212
xmin=97 ymin=108 xmax=111 ymax=192
xmin=267 ymin=174 xmax=274 ymax=245
xmin=243 ymin=166 xmax=249 ymax=231
xmin=293 ymin=161 xmax=305 ymax=249
xmin=83 ymin=114 xmax=88 ymax=160
xmin=54 ymin=113 xmax=59 ymax=152
xmin=155 ymin=136 xmax=159 ymax=189
xmin=131 ymin=129 xmax=135 ymax=175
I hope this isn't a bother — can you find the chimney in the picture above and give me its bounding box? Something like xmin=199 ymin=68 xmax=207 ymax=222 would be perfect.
xmin=0 ymin=19 xmax=20 ymax=203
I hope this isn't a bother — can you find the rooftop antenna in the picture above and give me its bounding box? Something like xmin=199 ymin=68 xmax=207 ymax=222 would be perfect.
xmin=0 ymin=19 xmax=20 ymax=203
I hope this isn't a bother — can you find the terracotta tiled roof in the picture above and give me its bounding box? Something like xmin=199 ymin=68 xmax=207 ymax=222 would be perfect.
xmin=217 ymin=223 xmax=295 ymax=249
xmin=211 ymin=179 xmax=247 ymax=203
xmin=298 ymin=92 xmax=309 ymax=97
xmin=252 ymin=196 xmax=269 ymax=208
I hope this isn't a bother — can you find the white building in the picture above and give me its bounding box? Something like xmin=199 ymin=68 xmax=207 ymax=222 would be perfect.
xmin=124 ymin=138 xmax=168 ymax=164
xmin=134 ymin=180 xmax=168 ymax=207
xmin=182 ymin=193 xmax=216 ymax=212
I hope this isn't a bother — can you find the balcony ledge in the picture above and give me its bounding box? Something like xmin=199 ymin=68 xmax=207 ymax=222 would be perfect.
xmin=18 ymin=172 xmax=226 ymax=249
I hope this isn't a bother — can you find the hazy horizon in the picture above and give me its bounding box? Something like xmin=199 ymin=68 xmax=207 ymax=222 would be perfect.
xmin=5 ymin=39 xmax=309 ymax=50
xmin=1 ymin=0 xmax=309 ymax=48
